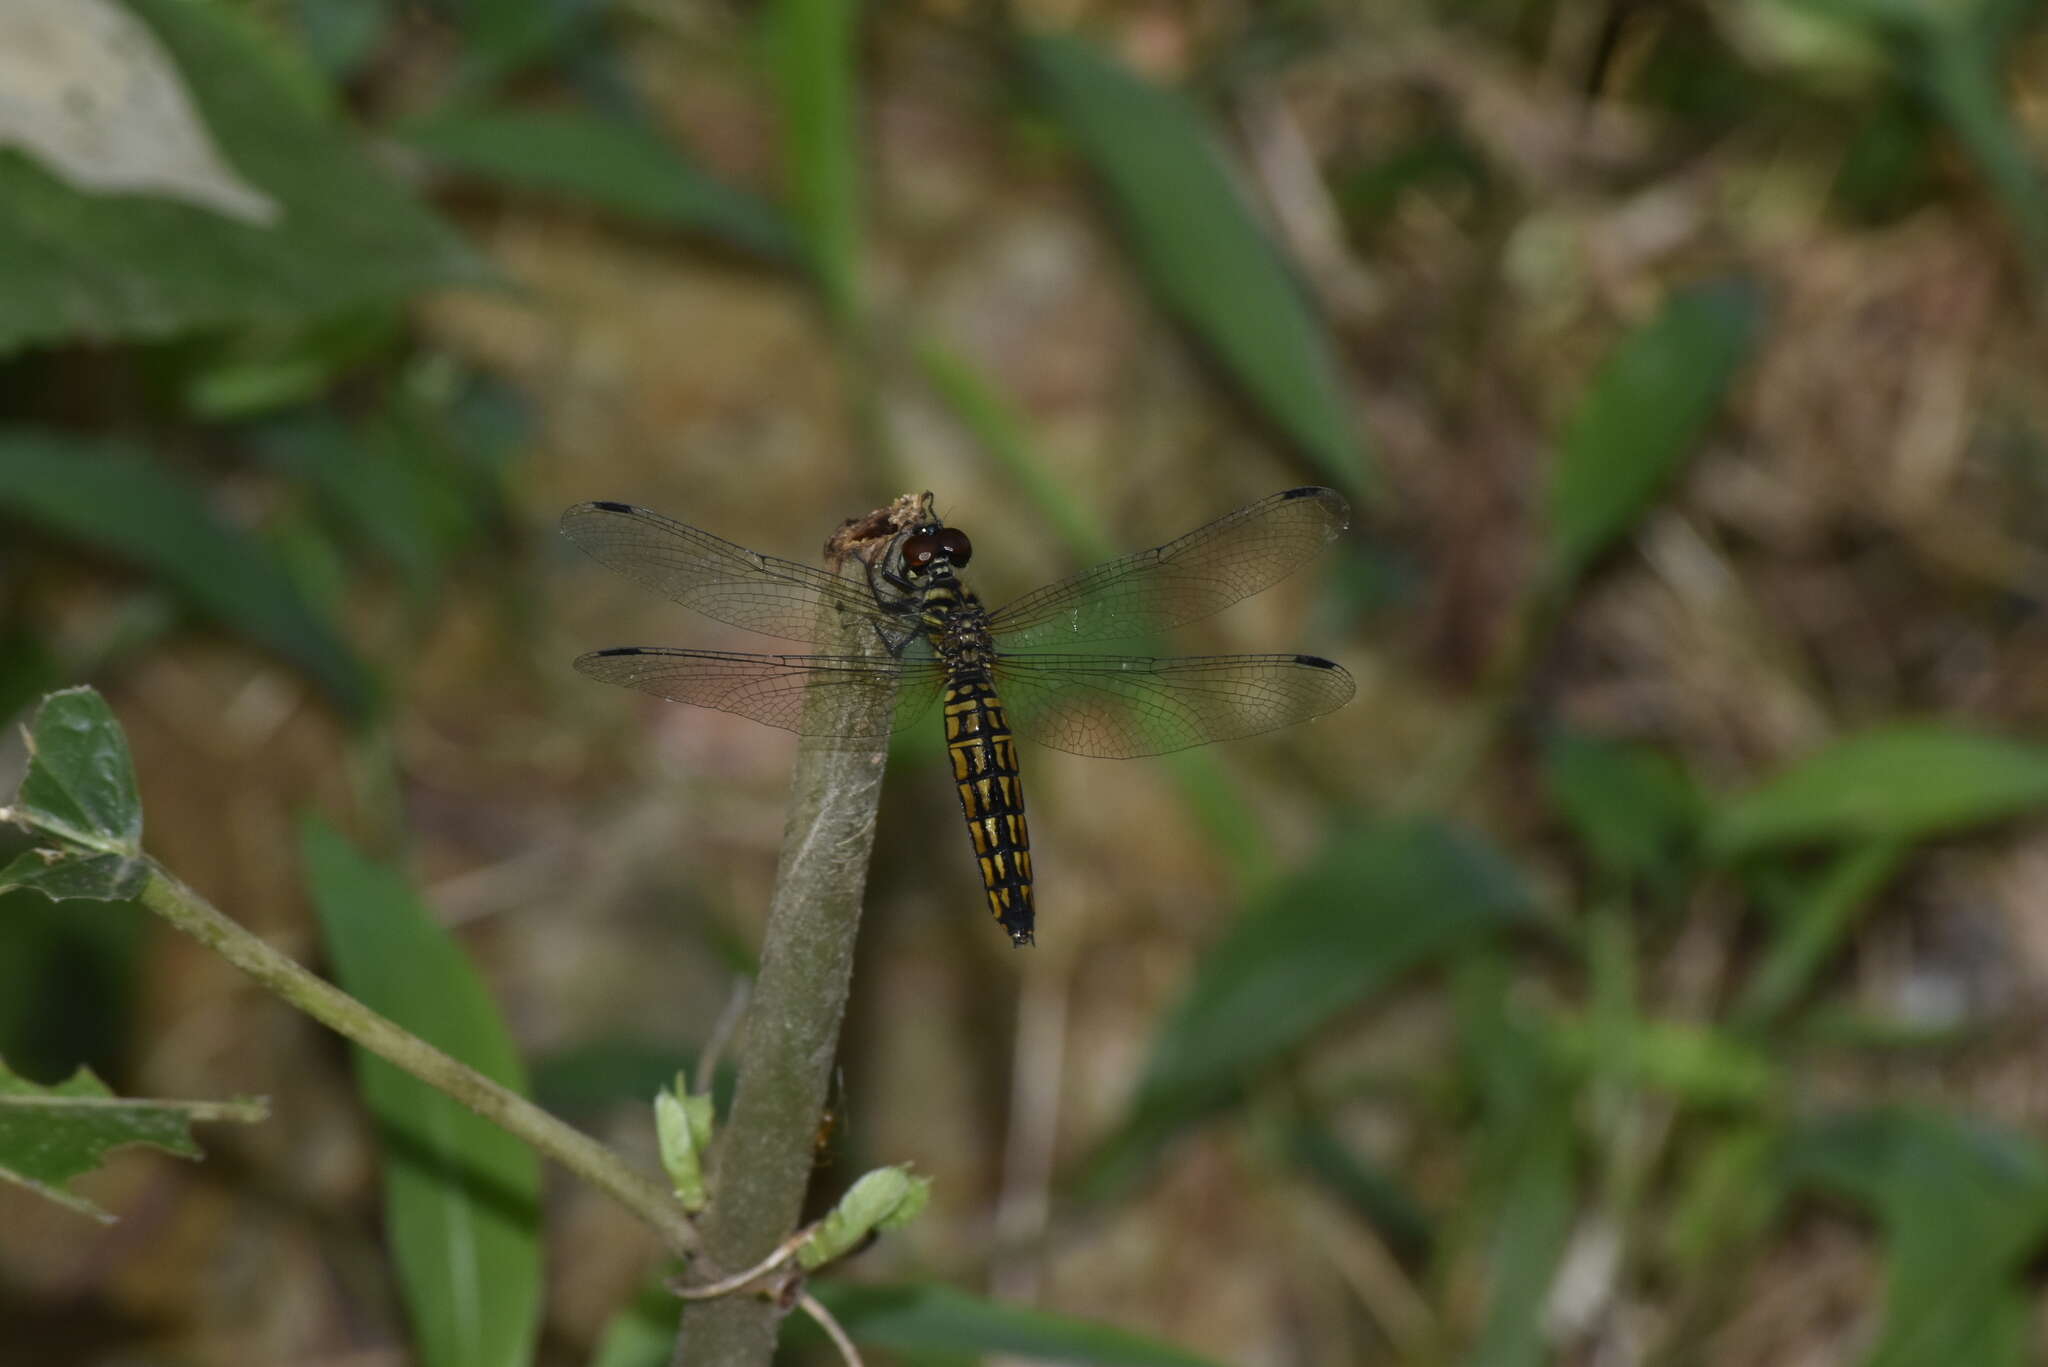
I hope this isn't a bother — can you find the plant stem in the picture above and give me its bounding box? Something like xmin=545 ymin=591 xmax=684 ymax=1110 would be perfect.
xmin=135 ymin=866 xmax=699 ymax=1255
xmin=675 ymin=660 xmax=893 ymax=1363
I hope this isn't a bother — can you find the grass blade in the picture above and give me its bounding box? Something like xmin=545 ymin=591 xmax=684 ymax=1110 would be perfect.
xmin=1021 ymin=32 xmax=1372 ymax=497
xmin=1707 ymin=725 xmax=2048 ymax=858
xmin=302 ymin=819 xmax=542 ymax=1367
xmin=0 ymin=434 xmax=375 ymax=716
xmin=1547 ymin=279 xmax=1763 ymax=583
xmin=811 ymin=1283 xmax=1226 ymax=1367
xmin=406 ymin=108 xmax=802 ymax=263
xmin=763 ymin=0 xmax=863 ymax=321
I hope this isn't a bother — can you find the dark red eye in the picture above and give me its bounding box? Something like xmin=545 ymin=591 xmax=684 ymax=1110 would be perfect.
xmin=901 ymin=532 xmax=938 ymax=568
xmin=937 ymin=528 xmax=972 ymax=565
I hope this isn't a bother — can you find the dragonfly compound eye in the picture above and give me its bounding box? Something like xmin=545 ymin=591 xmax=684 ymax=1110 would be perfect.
xmin=938 ymin=529 xmax=973 ymax=565
xmin=900 ymin=533 xmax=938 ymax=568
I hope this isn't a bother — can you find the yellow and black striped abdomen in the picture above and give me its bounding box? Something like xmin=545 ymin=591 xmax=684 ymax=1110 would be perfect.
xmin=942 ymin=674 xmax=1034 ymax=946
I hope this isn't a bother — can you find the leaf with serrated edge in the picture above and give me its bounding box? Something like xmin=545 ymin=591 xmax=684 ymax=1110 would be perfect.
xmin=0 ymin=1056 xmax=265 ymax=1221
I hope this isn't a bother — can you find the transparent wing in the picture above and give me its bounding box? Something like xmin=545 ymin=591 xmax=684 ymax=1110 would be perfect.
xmin=986 ymin=487 xmax=1349 ymax=649
xmin=562 ymin=501 xmax=899 ymax=646
xmin=989 ymin=652 xmax=1355 ymax=758
xmin=575 ymin=647 xmax=945 ymax=741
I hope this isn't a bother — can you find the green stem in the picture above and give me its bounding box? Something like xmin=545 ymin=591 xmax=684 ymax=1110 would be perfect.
xmin=135 ymin=867 xmax=698 ymax=1256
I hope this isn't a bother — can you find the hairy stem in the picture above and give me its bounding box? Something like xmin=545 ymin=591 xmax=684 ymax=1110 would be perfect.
xmin=675 ymin=650 xmax=893 ymax=1363
xmin=136 ymin=867 xmax=699 ymax=1255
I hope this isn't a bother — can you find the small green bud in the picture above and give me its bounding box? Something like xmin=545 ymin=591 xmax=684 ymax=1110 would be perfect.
xmin=798 ymin=1165 xmax=932 ymax=1270
xmin=655 ymin=1072 xmax=715 ymax=1212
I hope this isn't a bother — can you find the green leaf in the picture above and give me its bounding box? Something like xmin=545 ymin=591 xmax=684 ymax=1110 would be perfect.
xmin=1547 ymin=279 xmax=1763 ymax=580
xmin=289 ymin=0 xmax=393 ymax=81
xmin=301 ymin=818 xmax=541 ymax=1367
xmin=1666 ymin=1123 xmax=1783 ymax=1273
xmin=1280 ymin=1114 xmax=1433 ymax=1263
xmin=182 ymin=308 xmax=406 ymax=420
xmin=1554 ymin=1015 xmax=1778 ymax=1104
xmin=1540 ymin=731 xmax=1699 ymax=887
xmin=456 ymin=0 xmax=577 ymax=76
xmin=1464 ymin=1110 xmax=1575 ymax=1367
xmin=813 ymin=1283 xmax=1226 ymax=1367
xmin=1086 ymin=821 xmax=1530 ymax=1191
xmin=1708 ymin=725 xmax=2048 ymax=858
xmin=1021 ymin=33 xmax=1371 ymax=496
xmin=405 ymin=109 xmax=802 ymax=263
xmin=0 ymin=433 xmax=374 ymax=715
xmin=1451 ymin=952 xmax=1579 ymax=1367
xmin=1729 ymin=840 xmax=1906 ymax=1028
xmin=1 ymin=688 xmax=146 ymax=901
xmin=1786 ymin=0 xmax=2048 ymax=271
xmin=0 ymin=849 xmax=146 ymax=903
xmin=763 ymin=0 xmax=863 ymax=320
xmin=0 ymin=1056 xmax=264 ymax=1221
xmin=1911 ymin=22 xmax=2048 ymax=275
xmin=1784 ymin=1108 xmax=2048 ymax=1367
xmin=1141 ymin=820 xmax=1532 ymax=1106
xmin=0 ymin=0 xmax=485 ymax=354
xmin=7 ymin=688 xmax=142 ymax=852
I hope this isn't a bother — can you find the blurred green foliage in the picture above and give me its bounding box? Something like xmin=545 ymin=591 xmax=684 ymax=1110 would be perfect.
xmin=4 ymin=1 xmax=2048 ymax=1365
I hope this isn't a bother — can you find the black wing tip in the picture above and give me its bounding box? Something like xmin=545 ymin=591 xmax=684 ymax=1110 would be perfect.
xmin=589 ymin=499 xmax=636 ymax=513
xmin=1296 ymin=654 xmax=1341 ymax=669
xmin=1279 ymin=485 xmax=1351 ymax=532
xmin=589 ymin=646 xmax=647 ymax=658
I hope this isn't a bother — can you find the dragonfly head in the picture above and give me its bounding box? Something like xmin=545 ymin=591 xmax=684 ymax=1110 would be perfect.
xmin=900 ymin=524 xmax=973 ymax=581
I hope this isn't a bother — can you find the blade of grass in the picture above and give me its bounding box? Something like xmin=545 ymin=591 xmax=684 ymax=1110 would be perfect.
xmin=302 ymin=819 xmax=542 ymax=1367
xmin=1081 ymin=819 xmax=1531 ymax=1196
xmin=809 ymin=1283 xmax=1227 ymax=1366
xmin=763 ymin=0 xmax=863 ymax=324
xmin=1706 ymin=725 xmax=2048 ymax=858
xmin=404 ymin=108 xmax=802 ymax=263
xmin=1783 ymin=1107 xmax=2048 ymax=1367
xmin=1728 ymin=840 xmax=1906 ymax=1029
xmin=1019 ymin=32 xmax=1373 ymax=499
xmin=1546 ymin=279 xmax=1764 ymax=585
xmin=0 ymin=432 xmax=375 ymax=716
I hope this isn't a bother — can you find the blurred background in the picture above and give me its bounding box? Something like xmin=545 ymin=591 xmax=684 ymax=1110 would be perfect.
xmin=4 ymin=0 xmax=2048 ymax=1364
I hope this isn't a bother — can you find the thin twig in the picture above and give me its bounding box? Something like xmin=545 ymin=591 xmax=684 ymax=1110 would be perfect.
xmin=695 ymin=979 xmax=752 ymax=1097
xmin=671 ymin=1224 xmax=814 ymax=1300
xmin=135 ymin=867 xmax=700 ymax=1256
xmin=801 ymin=1291 xmax=865 ymax=1367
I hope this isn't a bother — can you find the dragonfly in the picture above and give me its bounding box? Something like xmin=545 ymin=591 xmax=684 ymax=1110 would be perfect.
xmin=562 ymin=486 xmax=1355 ymax=947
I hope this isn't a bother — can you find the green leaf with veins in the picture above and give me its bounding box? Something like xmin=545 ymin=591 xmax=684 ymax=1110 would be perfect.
xmin=0 ymin=1056 xmax=265 ymax=1221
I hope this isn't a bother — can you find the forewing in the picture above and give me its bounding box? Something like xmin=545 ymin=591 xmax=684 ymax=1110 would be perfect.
xmin=990 ymin=652 xmax=1355 ymax=758
xmin=574 ymin=648 xmax=944 ymax=742
xmin=562 ymin=501 xmax=896 ymax=645
xmin=987 ymin=487 xmax=1348 ymax=648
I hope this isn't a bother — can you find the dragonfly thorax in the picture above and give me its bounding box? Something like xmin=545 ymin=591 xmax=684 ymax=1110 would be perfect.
xmin=920 ymin=580 xmax=997 ymax=673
